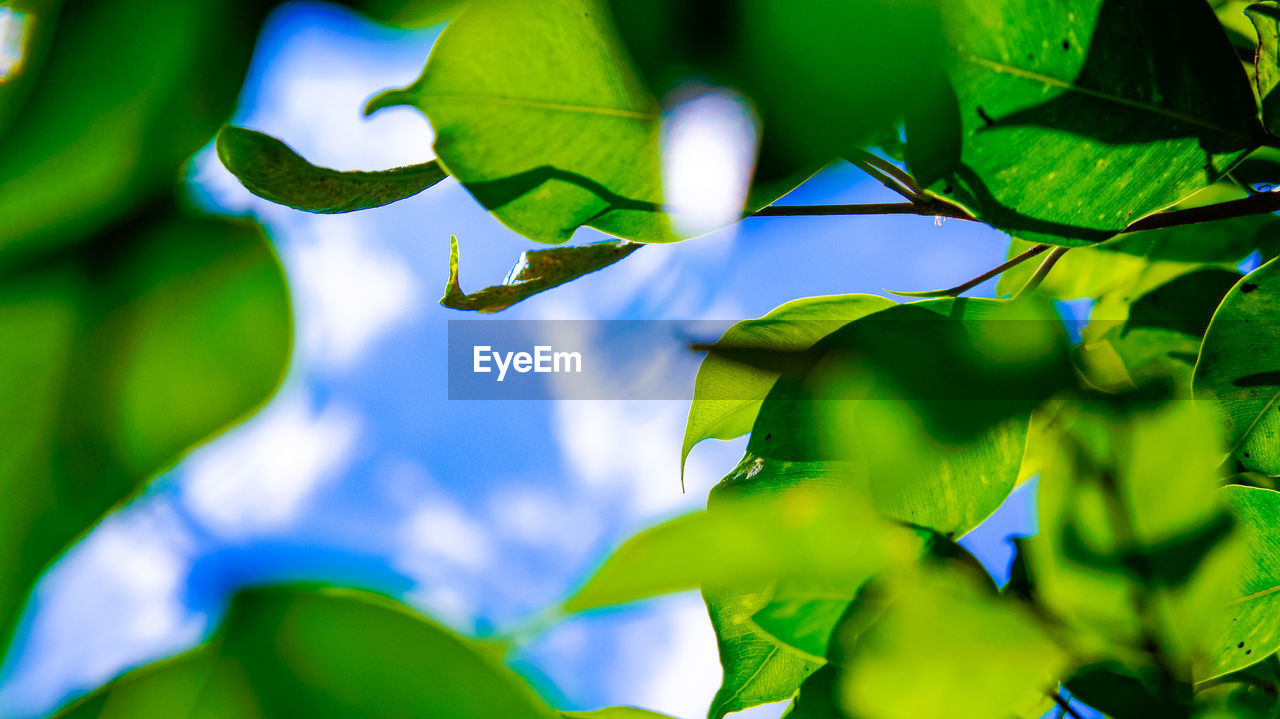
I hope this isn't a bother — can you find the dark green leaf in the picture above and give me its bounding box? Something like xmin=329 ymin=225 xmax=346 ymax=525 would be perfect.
xmin=355 ymin=0 xmax=468 ymax=27
xmin=1249 ymin=3 xmax=1280 ymax=136
xmin=1066 ymin=662 xmax=1193 ymax=719
xmin=215 ymin=126 xmax=448 ymax=213
xmin=0 ymin=205 xmax=291 ymax=651
xmin=54 ymin=586 xmax=555 ymax=719
xmin=1195 ymin=257 xmax=1280 ymax=473
xmin=0 ymin=0 xmax=269 ymax=268
xmin=441 ymin=235 xmax=641 ymax=313
xmin=922 ymin=0 xmax=1261 ymax=246
xmin=606 ymin=0 xmax=943 ymax=167
xmin=1080 ymin=268 xmax=1240 ymax=389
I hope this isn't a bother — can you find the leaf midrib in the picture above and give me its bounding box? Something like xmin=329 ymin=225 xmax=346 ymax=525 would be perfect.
xmin=959 ymin=53 xmax=1256 ymax=141
xmin=423 ymin=92 xmax=658 ymax=121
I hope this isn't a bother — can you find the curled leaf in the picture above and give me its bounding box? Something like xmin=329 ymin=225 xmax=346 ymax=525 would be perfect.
xmin=215 ymin=126 xmax=447 ymax=213
xmin=441 ymin=235 xmax=641 ymax=313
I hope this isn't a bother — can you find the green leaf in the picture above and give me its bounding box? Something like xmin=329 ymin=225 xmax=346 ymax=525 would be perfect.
xmin=562 ymin=709 xmax=676 ymax=719
xmin=356 ymin=0 xmax=468 ymax=28
xmin=215 ymin=126 xmax=448 ymax=213
xmin=1079 ymin=268 xmax=1241 ymax=390
xmin=737 ymin=297 xmax=1067 ymax=532
xmin=1065 ymin=662 xmax=1194 ymax=718
xmin=563 ymin=458 xmax=913 ymax=614
xmin=681 ymin=294 xmax=896 ymax=481
xmin=704 ymin=585 xmax=825 ymax=719
xmin=0 ymin=0 xmax=269 ymax=268
xmin=368 ymin=0 xmax=674 ymax=243
xmin=441 ymin=234 xmax=641 ymax=313
xmin=1195 ymin=256 xmax=1280 ymax=473
xmin=54 ymin=586 xmax=556 ymax=719
xmin=1202 ymin=485 xmax=1280 ymax=679
xmin=0 ymin=205 xmax=291 ymax=651
xmin=605 ymin=0 xmax=943 ymax=167
xmin=1195 ymin=655 xmax=1280 ymax=719
xmin=832 ymin=569 xmax=1067 ymax=719
xmin=1249 ymin=3 xmax=1280 ymax=137
xmin=1026 ymin=395 xmax=1242 ymax=676
xmin=921 ymin=0 xmax=1261 ymax=246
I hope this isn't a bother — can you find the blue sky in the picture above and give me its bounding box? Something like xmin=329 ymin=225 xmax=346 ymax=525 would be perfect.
xmin=0 ymin=4 xmax=1054 ymax=717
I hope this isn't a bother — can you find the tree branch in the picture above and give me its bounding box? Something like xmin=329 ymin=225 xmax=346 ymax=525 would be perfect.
xmin=888 ymin=243 xmax=1049 ymax=298
xmin=1014 ymin=246 xmax=1070 ymax=299
xmin=1049 ymin=691 xmax=1084 ymax=719
xmin=751 ymin=201 xmax=973 ymax=220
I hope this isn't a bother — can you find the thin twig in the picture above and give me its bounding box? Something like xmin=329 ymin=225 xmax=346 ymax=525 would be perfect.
xmin=887 ymin=243 xmax=1050 ymax=298
xmin=751 ymin=201 xmax=973 ymax=220
xmin=1049 ymin=691 xmax=1084 ymax=719
xmin=848 ymin=149 xmax=921 ymax=199
xmin=1122 ymin=189 xmax=1280 ymax=232
xmin=1014 ymin=246 xmax=1070 ymax=299
xmin=851 ymin=159 xmax=919 ymax=201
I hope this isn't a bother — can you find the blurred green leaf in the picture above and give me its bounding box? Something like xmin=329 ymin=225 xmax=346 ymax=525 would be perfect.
xmin=605 ymin=0 xmax=942 ymax=169
xmin=1026 ymin=395 xmax=1241 ymax=678
xmin=367 ymin=0 xmax=674 ymax=243
xmin=216 ymin=126 xmax=448 ymax=213
xmin=563 ymin=458 xmax=914 ymax=614
xmin=681 ymin=294 xmax=895 ymax=481
xmin=0 ymin=0 xmax=269 ymax=268
xmin=0 ymin=204 xmax=291 ymax=650
xmin=921 ymin=0 xmax=1261 ymax=246
xmin=561 ymin=709 xmax=675 ymax=719
xmin=833 ymin=568 xmax=1066 ymax=719
xmin=1079 ymin=268 xmax=1240 ymax=390
xmin=354 ymin=0 xmax=468 ymax=28
xmin=1065 ymin=661 xmax=1193 ymax=718
xmin=1195 ymin=257 xmax=1280 ymax=473
xmin=1249 ymin=3 xmax=1280 ymax=136
xmin=1202 ymin=486 xmax=1280 ymax=679
xmin=441 ymin=234 xmax=641 ymax=313
xmin=55 ymin=586 xmax=556 ymax=719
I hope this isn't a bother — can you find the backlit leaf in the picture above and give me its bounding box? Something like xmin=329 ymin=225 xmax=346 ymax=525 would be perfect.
xmin=441 ymin=234 xmax=641 ymax=313
xmin=54 ymin=586 xmax=555 ymax=719
xmin=681 ymin=294 xmax=895 ymax=480
xmin=920 ymin=0 xmax=1262 ymax=246
xmin=216 ymin=126 xmax=448 ymax=213
xmin=1194 ymin=256 xmax=1280 ymax=472
xmin=0 ymin=205 xmax=291 ymax=650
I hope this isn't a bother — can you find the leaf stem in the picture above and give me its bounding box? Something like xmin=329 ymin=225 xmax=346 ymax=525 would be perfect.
xmin=1013 ymin=247 xmax=1069 ymax=299
xmin=848 ymin=149 xmax=922 ymax=199
xmin=887 ymin=243 xmax=1050 ymax=298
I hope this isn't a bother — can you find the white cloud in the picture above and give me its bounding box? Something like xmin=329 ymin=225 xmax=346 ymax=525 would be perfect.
xmin=398 ymin=501 xmax=494 ymax=572
xmin=553 ymin=400 xmax=715 ymax=519
xmin=605 ymin=595 xmax=725 ymax=719
xmin=285 ymin=215 xmax=422 ymax=371
xmin=0 ymin=502 xmax=203 ymax=717
xmin=181 ymin=391 xmax=361 ymax=536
